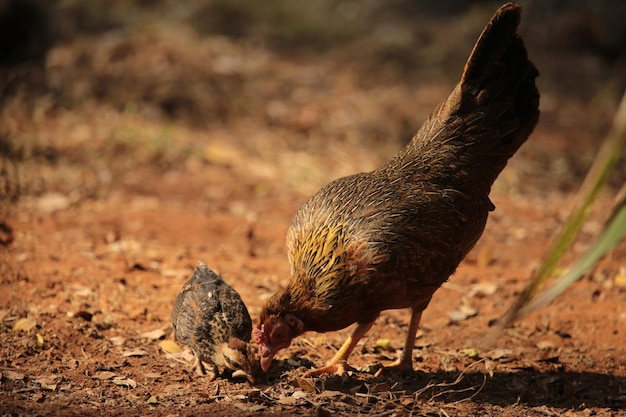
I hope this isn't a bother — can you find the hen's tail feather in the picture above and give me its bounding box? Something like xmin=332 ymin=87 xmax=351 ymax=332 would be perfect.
xmin=461 ymin=3 xmax=522 ymax=87
xmin=397 ymin=2 xmax=539 ymax=193
xmin=458 ymin=2 xmax=539 ymax=159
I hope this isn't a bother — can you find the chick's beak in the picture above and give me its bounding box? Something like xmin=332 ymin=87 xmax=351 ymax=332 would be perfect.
xmin=232 ymin=369 xmax=255 ymax=384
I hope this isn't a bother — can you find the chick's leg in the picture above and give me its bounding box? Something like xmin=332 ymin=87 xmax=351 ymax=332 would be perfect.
xmin=193 ymin=355 xmax=218 ymax=381
xmin=192 ymin=354 xmax=206 ymax=375
xmin=304 ymin=321 xmax=375 ymax=377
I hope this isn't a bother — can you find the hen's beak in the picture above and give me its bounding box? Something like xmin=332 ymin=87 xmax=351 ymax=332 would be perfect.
xmin=260 ymin=353 xmax=275 ymax=373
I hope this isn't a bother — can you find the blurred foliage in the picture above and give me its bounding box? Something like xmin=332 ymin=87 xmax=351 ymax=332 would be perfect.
xmin=497 ymin=89 xmax=626 ymax=330
xmin=187 ymin=0 xmax=362 ymax=54
xmin=1 ymin=0 xmax=625 ymax=209
xmin=3 ymin=0 xmax=626 ymax=101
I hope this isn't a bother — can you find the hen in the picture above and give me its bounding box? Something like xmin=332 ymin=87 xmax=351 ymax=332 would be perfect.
xmin=254 ymin=2 xmax=539 ymax=376
xmin=172 ymin=261 xmax=255 ymax=383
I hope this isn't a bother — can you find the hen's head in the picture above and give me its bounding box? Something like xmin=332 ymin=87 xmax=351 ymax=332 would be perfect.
xmin=253 ymin=295 xmax=304 ymax=372
xmin=215 ymin=338 xmax=255 ymax=383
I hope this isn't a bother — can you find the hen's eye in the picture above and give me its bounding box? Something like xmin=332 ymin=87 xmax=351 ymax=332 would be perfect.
xmin=285 ymin=316 xmax=298 ymax=328
xmin=272 ymin=329 xmax=286 ymax=341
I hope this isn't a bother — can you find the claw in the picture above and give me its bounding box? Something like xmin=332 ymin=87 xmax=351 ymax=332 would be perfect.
xmin=303 ymin=361 xmax=356 ymax=377
xmin=374 ymin=358 xmax=412 ymax=377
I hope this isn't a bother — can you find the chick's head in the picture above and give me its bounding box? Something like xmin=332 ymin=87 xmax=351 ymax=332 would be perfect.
xmin=215 ymin=337 xmax=255 ymax=383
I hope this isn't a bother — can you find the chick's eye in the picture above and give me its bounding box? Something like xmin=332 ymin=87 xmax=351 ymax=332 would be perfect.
xmin=226 ymin=358 xmax=242 ymax=370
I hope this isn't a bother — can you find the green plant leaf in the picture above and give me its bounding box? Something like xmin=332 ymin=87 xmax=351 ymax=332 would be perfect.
xmin=519 ymin=193 xmax=626 ymax=315
xmin=495 ymin=88 xmax=626 ymax=331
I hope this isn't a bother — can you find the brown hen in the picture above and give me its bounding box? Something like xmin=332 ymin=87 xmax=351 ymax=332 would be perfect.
xmin=253 ymin=2 xmax=539 ymax=377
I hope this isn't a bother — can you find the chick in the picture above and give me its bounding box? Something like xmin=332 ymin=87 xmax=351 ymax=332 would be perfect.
xmin=172 ymin=261 xmax=254 ymax=383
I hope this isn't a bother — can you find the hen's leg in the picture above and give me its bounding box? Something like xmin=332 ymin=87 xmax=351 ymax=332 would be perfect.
xmin=304 ymin=321 xmax=375 ymax=377
xmin=375 ymin=307 xmax=423 ymax=375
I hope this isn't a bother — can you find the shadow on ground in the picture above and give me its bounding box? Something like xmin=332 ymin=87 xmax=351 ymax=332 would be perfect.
xmin=275 ymin=368 xmax=626 ymax=411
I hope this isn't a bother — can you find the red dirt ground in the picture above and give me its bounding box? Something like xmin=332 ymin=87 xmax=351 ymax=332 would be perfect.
xmin=1 ymin=4 xmax=625 ymax=416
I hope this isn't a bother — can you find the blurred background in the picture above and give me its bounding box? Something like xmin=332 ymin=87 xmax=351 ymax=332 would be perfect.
xmin=1 ymin=0 xmax=626 ymax=212
xmin=1 ymin=4 xmax=625 ymax=413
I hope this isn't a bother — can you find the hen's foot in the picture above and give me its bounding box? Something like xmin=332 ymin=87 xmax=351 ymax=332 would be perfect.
xmin=374 ymin=358 xmax=413 ymax=377
xmin=303 ymin=361 xmax=356 ymax=377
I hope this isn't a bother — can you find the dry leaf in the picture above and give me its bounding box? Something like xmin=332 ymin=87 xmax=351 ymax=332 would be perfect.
xmin=159 ymin=340 xmax=182 ymax=354
xmin=109 ymin=336 xmax=126 ymax=346
xmin=286 ymin=358 xmax=302 ymax=367
xmin=448 ymin=300 xmax=477 ymax=322
xmin=277 ymin=396 xmax=297 ymax=406
xmin=460 ymin=348 xmax=481 ymax=358
xmin=112 ymin=376 xmax=137 ymax=388
xmin=70 ymin=285 xmax=95 ymax=298
xmin=147 ymin=396 xmax=158 ymax=404
xmin=93 ymin=371 xmax=117 ymax=380
xmin=163 ymin=384 xmax=185 ymax=395
xmin=349 ymin=384 xmax=364 ymax=394
xmin=141 ymin=328 xmax=166 ymax=340
xmin=4 ymin=370 xmax=25 ymax=381
xmin=232 ymin=403 xmax=248 ymax=411
xmin=291 ymin=390 xmax=309 ymax=400
xmin=121 ymin=349 xmax=149 ymax=357
xmin=468 ymin=282 xmax=498 ymax=297
xmin=296 ymin=377 xmax=317 ymax=393
xmin=36 ymin=376 xmax=58 ymax=391
xmin=37 ymin=192 xmax=71 ymax=213
xmin=536 ymin=340 xmax=557 ymax=350
xmin=233 ymin=403 xmax=266 ymax=412
xmin=368 ymin=382 xmax=391 ymax=393
xmin=484 ymin=359 xmax=495 ymax=377
xmin=459 ymin=303 xmax=478 ymax=317
xmin=447 ymin=310 xmax=468 ymax=322
xmin=13 ymin=317 xmax=37 ymax=332
xmin=486 ymin=348 xmax=512 ymax=360
xmin=247 ymin=405 xmax=266 ymax=412
xmin=292 ymin=390 xmax=308 ymax=400
xmin=319 ymin=390 xmax=343 ymax=398
xmin=31 ymin=392 xmax=45 ymax=403
xmin=375 ymin=338 xmax=393 ymax=351
xmin=614 ymin=271 xmax=626 ymax=288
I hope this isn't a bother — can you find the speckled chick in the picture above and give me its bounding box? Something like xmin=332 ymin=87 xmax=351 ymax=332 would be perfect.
xmin=172 ymin=261 xmax=254 ymax=383
xmin=254 ymin=3 xmax=540 ymax=377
